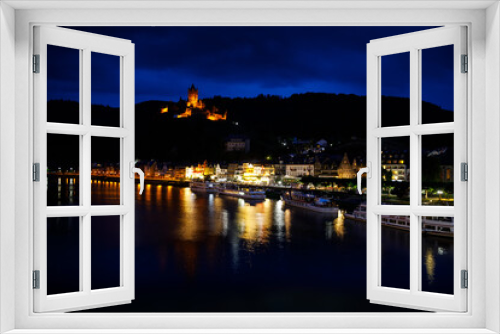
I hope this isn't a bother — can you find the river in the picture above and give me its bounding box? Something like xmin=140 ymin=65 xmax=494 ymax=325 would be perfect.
xmin=47 ymin=178 xmax=454 ymax=312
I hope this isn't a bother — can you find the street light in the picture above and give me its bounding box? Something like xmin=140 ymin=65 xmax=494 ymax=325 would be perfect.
xmin=437 ymin=190 xmax=443 ymax=201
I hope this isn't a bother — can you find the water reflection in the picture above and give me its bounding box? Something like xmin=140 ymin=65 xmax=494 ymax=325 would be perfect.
xmin=421 ymin=235 xmax=454 ymax=294
xmin=48 ymin=176 xmax=80 ymax=206
xmin=68 ymin=182 xmax=454 ymax=312
xmin=424 ymin=247 xmax=436 ymax=283
xmin=333 ymin=212 xmax=345 ymax=240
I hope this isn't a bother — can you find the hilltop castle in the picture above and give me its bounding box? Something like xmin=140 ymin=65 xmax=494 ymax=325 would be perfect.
xmin=175 ymin=84 xmax=227 ymax=121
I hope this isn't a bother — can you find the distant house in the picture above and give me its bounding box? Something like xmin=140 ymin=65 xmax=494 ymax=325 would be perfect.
xmin=381 ymin=151 xmax=409 ymax=182
xmin=314 ymin=159 xmax=338 ymax=178
xmin=225 ymin=135 xmax=250 ymax=152
xmin=285 ymin=164 xmax=315 ymax=177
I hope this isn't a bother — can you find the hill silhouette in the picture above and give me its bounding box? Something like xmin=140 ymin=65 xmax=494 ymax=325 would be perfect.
xmin=47 ymin=93 xmax=453 ymax=165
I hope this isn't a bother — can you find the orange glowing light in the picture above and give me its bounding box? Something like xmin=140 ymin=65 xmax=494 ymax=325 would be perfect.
xmin=176 ymin=109 xmax=191 ymax=118
xmin=161 ymin=107 xmax=169 ymax=113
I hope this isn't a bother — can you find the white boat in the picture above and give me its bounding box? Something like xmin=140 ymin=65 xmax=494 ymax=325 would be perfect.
xmin=282 ymin=191 xmax=339 ymax=214
xmin=189 ymin=181 xmax=217 ymax=193
xmin=217 ymin=184 xmax=266 ymax=200
xmin=344 ymin=204 xmax=454 ymax=237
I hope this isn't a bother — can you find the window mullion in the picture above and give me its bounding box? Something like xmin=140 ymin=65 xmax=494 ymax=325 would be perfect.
xmin=409 ymin=48 xmax=420 ymax=294
xmin=82 ymin=48 xmax=92 ymax=294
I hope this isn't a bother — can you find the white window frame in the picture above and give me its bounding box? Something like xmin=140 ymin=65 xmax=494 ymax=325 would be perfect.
xmin=32 ymin=25 xmax=136 ymax=313
xmin=1 ymin=1 xmax=499 ymax=333
xmin=366 ymin=26 xmax=467 ymax=312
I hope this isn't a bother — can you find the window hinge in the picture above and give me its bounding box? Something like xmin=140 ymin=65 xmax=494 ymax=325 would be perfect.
xmin=461 ymin=162 xmax=468 ymax=182
xmin=461 ymin=270 xmax=468 ymax=289
xmin=33 ymin=270 xmax=40 ymax=289
xmin=33 ymin=163 xmax=40 ymax=182
xmin=33 ymin=54 xmax=40 ymax=73
xmin=461 ymin=54 xmax=468 ymax=73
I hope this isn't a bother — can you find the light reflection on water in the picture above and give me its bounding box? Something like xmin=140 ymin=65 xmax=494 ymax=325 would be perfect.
xmin=49 ymin=180 xmax=454 ymax=312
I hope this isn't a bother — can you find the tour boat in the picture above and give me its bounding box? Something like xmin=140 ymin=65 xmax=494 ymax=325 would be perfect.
xmin=282 ymin=191 xmax=339 ymax=214
xmin=344 ymin=204 xmax=454 ymax=237
xmin=217 ymin=184 xmax=266 ymax=200
xmin=189 ymin=181 xmax=217 ymax=194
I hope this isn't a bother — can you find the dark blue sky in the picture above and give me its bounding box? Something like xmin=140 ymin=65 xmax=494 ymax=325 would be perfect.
xmin=48 ymin=26 xmax=453 ymax=111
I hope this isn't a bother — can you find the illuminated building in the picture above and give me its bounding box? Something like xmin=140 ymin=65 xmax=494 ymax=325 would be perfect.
xmin=440 ymin=165 xmax=453 ymax=182
xmin=175 ymin=84 xmax=227 ymax=121
xmin=187 ymin=84 xmax=203 ymax=109
xmin=186 ymin=165 xmax=202 ymax=180
xmin=214 ymin=164 xmax=228 ymax=181
xmin=337 ymin=153 xmax=357 ymax=179
xmin=285 ymin=164 xmax=315 ymax=177
xmin=381 ymin=152 xmax=408 ymax=181
xmin=173 ymin=166 xmax=186 ymax=180
xmin=314 ymin=159 xmax=338 ymax=178
xmin=225 ymin=135 xmax=250 ymax=152
xmin=231 ymin=163 xmax=275 ymax=184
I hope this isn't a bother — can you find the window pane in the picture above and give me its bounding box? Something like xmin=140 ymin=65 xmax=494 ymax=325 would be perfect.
xmin=422 ymin=133 xmax=454 ymax=206
xmin=47 ymin=134 xmax=80 ymax=206
xmin=381 ymin=215 xmax=410 ymax=290
xmin=91 ymin=52 xmax=120 ymax=127
xmin=421 ymin=216 xmax=454 ymax=295
xmin=91 ymin=216 xmax=121 ymax=290
xmin=91 ymin=137 xmax=121 ymax=206
xmin=47 ymin=217 xmax=80 ymax=295
xmin=381 ymin=137 xmax=410 ymax=205
xmin=381 ymin=52 xmax=410 ymax=127
xmin=421 ymin=45 xmax=454 ymax=124
xmin=47 ymin=45 xmax=80 ymax=124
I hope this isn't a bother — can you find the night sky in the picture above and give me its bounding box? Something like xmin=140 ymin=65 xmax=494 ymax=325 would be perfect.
xmin=48 ymin=26 xmax=453 ymax=111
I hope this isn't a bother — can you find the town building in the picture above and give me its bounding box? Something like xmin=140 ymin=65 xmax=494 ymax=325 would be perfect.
xmin=440 ymin=165 xmax=453 ymax=182
xmin=381 ymin=152 xmax=409 ymax=182
xmin=285 ymin=164 xmax=315 ymax=177
xmin=173 ymin=166 xmax=186 ymax=180
xmin=214 ymin=164 xmax=228 ymax=181
xmin=225 ymin=135 xmax=250 ymax=152
xmin=314 ymin=159 xmax=338 ymax=178
xmin=337 ymin=153 xmax=358 ymax=179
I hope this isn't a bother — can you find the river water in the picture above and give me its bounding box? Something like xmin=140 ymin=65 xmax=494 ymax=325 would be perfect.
xmin=47 ymin=179 xmax=454 ymax=312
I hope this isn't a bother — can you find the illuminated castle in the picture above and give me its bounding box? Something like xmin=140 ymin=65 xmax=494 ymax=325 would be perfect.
xmin=187 ymin=84 xmax=204 ymax=109
xmin=175 ymin=84 xmax=227 ymax=121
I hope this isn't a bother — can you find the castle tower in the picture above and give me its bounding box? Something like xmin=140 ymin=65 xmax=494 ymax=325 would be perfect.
xmin=187 ymin=84 xmax=198 ymax=107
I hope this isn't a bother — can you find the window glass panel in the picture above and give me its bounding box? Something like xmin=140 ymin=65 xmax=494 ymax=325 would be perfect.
xmin=47 ymin=45 xmax=80 ymax=124
xmin=91 ymin=137 xmax=121 ymax=206
xmin=47 ymin=217 xmax=80 ymax=295
xmin=47 ymin=134 xmax=80 ymax=206
xmin=421 ymin=45 xmax=454 ymax=124
xmin=381 ymin=52 xmax=410 ymax=127
xmin=381 ymin=137 xmax=410 ymax=205
xmin=421 ymin=216 xmax=454 ymax=295
xmin=91 ymin=216 xmax=121 ymax=290
xmin=91 ymin=52 xmax=120 ymax=127
xmin=381 ymin=215 xmax=410 ymax=290
xmin=422 ymin=133 xmax=454 ymax=206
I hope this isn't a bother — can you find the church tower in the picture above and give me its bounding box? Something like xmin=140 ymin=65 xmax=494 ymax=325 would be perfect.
xmin=338 ymin=152 xmax=356 ymax=179
xmin=187 ymin=84 xmax=198 ymax=107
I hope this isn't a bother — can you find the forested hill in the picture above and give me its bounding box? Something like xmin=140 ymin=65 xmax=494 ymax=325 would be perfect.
xmin=48 ymin=93 xmax=452 ymax=163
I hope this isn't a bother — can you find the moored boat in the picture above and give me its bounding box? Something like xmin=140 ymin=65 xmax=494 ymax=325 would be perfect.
xmin=189 ymin=181 xmax=217 ymax=193
xmin=217 ymin=183 xmax=266 ymax=200
xmin=282 ymin=191 xmax=339 ymax=214
xmin=344 ymin=204 xmax=454 ymax=237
